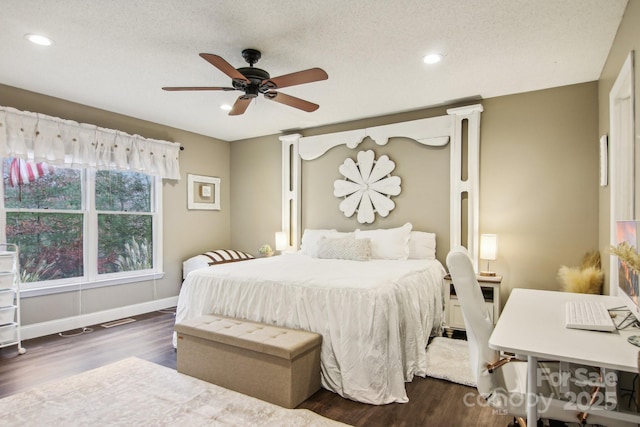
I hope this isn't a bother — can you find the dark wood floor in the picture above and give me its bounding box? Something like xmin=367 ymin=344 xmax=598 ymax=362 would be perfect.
xmin=0 ymin=310 xmax=511 ymax=427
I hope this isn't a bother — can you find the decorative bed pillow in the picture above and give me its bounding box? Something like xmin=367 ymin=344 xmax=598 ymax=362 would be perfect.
xmin=182 ymin=249 xmax=254 ymax=279
xmin=316 ymin=235 xmax=372 ymax=261
xmin=408 ymin=231 xmax=437 ymax=260
xmin=300 ymin=229 xmax=352 ymax=257
xmin=355 ymin=222 xmax=412 ymax=260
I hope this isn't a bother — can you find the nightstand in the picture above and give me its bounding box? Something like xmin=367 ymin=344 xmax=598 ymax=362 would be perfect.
xmin=443 ymin=273 xmax=502 ymax=338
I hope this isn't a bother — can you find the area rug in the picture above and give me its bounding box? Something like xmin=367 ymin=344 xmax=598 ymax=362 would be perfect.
xmin=425 ymin=337 xmax=476 ymax=387
xmin=0 ymin=357 xmax=350 ymax=426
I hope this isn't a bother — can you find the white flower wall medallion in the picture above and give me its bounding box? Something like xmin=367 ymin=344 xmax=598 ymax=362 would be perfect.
xmin=333 ymin=150 xmax=402 ymax=224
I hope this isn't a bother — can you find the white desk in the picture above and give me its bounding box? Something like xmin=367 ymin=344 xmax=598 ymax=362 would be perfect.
xmin=489 ymin=288 xmax=640 ymax=426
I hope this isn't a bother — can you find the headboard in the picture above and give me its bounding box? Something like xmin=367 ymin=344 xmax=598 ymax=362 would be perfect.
xmin=279 ymin=104 xmax=483 ymax=266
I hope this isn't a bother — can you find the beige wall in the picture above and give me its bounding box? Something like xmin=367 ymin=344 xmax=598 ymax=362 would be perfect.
xmin=481 ymin=83 xmax=599 ymax=300
xmin=231 ymin=83 xmax=600 ymax=305
xmin=229 ymin=134 xmax=282 ymax=254
xmin=0 ymin=84 xmax=231 ymax=325
xmin=598 ymin=0 xmax=640 ymax=294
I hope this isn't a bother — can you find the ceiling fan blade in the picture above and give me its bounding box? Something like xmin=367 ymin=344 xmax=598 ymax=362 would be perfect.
xmin=265 ymin=91 xmax=319 ymax=112
xmin=200 ymin=53 xmax=249 ymax=83
xmin=264 ymin=68 xmax=328 ymax=90
xmin=162 ymin=86 xmax=236 ymax=91
xmin=229 ymin=96 xmax=252 ymax=116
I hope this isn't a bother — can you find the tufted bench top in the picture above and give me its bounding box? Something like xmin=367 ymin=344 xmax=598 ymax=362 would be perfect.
xmin=175 ymin=314 xmax=322 ymax=360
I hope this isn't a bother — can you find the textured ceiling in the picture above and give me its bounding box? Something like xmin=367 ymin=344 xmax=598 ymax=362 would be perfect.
xmin=0 ymin=0 xmax=629 ymax=142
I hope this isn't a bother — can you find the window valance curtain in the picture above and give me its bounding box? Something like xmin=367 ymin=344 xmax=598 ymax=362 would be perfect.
xmin=0 ymin=106 xmax=181 ymax=180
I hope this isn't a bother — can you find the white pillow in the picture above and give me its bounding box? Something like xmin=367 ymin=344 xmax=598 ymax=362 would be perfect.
xmin=316 ymin=236 xmax=372 ymax=261
xmin=355 ymin=222 xmax=412 ymax=260
xmin=300 ymin=229 xmax=353 ymax=257
xmin=408 ymin=231 xmax=436 ymax=260
xmin=300 ymin=229 xmax=337 ymax=256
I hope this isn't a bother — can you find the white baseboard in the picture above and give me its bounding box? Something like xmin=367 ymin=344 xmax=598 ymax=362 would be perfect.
xmin=20 ymin=296 xmax=179 ymax=341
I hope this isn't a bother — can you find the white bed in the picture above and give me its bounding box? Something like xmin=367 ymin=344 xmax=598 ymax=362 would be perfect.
xmin=175 ymin=107 xmax=483 ymax=405
xmin=175 ymin=252 xmax=445 ymax=405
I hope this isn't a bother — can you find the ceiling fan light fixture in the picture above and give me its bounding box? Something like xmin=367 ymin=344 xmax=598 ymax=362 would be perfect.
xmin=25 ymin=33 xmax=54 ymax=46
xmin=220 ymin=104 xmax=232 ymax=111
xmin=423 ymin=53 xmax=442 ymax=65
xmin=164 ymin=49 xmax=328 ymax=115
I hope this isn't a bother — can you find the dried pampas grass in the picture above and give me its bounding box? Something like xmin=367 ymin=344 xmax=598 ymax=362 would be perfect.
xmin=610 ymin=241 xmax=640 ymax=274
xmin=558 ymin=265 xmax=604 ymax=294
xmin=558 ymin=251 xmax=604 ymax=294
xmin=580 ymin=251 xmax=601 ymax=270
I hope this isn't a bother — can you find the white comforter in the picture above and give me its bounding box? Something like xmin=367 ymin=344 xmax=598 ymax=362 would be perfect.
xmin=175 ymin=253 xmax=445 ymax=404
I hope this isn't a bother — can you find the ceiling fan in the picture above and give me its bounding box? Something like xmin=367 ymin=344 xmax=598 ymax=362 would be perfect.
xmin=162 ymin=49 xmax=328 ymax=116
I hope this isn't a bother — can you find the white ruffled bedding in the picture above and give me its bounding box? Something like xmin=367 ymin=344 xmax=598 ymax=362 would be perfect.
xmin=174 ymin=253 xmax=445 ymax=405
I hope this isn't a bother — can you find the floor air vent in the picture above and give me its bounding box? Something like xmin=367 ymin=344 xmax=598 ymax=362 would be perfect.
xmin=100 ymin=318 xmax=136 ymax=328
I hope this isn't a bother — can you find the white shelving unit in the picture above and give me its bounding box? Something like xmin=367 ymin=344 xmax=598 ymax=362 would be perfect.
xmin=0 ymin=244 xmax=25 ymax=354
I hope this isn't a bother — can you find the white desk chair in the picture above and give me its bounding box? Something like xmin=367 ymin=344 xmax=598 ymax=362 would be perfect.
xmin=446 ymin=246 xmax=633 ymax=427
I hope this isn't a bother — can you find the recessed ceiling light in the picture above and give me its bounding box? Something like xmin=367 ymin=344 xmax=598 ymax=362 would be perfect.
xmin=220 ymin=104 xmax=232 ymax=111
xmin=25 ymin=33 xmax=54 ymax=46
xmin=423 ymin=53 xmax=442 ymax=65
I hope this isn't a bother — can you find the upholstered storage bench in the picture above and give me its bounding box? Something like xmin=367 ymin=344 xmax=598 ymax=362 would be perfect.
xmin=174 ymin=314 xmax=322 ymax=409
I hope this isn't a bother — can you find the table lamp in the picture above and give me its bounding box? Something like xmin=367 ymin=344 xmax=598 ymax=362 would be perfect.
xmin=479 ymin=234 xmax=497 ymax=276
xmin=275 ymin=231 xmax=287 ymax=252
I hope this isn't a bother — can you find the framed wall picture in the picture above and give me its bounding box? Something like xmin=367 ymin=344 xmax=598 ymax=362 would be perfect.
xmin=187 ymin=174 xmax=220 ymax=210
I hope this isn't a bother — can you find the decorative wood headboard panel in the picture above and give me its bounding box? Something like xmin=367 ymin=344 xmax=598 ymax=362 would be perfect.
xmin=280 ymin=104 xmax=483 ymax=266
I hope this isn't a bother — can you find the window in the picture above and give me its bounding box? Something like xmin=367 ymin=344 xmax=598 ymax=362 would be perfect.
xmin=0 ymin=158 xmax=162 ymax=292
xmin=95 ymin=170 xmax=153 ymax=274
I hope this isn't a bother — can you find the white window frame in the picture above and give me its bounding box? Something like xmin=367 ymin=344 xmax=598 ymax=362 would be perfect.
xmin=0 ymin=164 xmax=164 ymax=297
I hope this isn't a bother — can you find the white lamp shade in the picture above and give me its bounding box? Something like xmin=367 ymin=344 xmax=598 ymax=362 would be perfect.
xmin=480 ymin=234 xmax=498 ymax=261
xmin=275 ymin=231 xmax=287 ymax=251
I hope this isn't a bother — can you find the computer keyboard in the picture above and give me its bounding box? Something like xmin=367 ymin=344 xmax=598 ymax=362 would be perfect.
xmin=565 ymin=300 xmax=616 ymax=332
